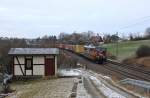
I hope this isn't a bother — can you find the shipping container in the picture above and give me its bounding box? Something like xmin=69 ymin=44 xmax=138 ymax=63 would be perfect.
xmin=74 ymin=45 xmax=85 ymax=53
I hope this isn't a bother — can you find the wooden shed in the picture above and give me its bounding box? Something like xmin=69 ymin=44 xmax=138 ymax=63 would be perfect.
xmin=8 ymin=48 xmax=59 ymax=77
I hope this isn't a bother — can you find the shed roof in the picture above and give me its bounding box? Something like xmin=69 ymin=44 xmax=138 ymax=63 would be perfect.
xmin=8 ymin=48 xmax=59 ymax=55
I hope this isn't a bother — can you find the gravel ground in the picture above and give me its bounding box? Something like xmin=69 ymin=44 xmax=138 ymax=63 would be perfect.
xmin=6 ymin=78 xmax=76 ymax=98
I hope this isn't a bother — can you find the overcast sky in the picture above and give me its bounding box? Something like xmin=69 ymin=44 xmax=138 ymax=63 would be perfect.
xmin=0 ymin=0 xmax=150 ymax=38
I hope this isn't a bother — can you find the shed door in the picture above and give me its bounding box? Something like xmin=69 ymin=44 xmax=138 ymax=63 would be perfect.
xmin=45 ymin=58 xmax=55 ymax=76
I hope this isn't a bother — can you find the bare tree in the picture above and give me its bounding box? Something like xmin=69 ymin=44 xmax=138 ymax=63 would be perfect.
xmin=129 ymin=33 xmax=134 ymax=40
xmin=145 ymin=27 xmax=150 ymax=38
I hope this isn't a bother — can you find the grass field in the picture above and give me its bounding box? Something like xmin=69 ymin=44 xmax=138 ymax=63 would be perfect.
xmin=103 ymin=40 xmax=150 ymax=61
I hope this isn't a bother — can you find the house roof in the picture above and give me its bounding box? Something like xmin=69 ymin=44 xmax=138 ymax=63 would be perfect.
xmin=8 ymin=48 xmax=59 ymax=55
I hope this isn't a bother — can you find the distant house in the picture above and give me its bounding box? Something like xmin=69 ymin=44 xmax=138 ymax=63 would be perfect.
xmin=8 ymin=48 xmax=59 ymax=77
xmin=25 ymin=39 xmax=42 ymax=46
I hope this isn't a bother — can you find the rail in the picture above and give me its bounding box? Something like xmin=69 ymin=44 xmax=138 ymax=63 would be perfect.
xmin=119 ymin=78 xmax=150 ymax=89
xmin=107 ymin=59 xmax=150 ymax=75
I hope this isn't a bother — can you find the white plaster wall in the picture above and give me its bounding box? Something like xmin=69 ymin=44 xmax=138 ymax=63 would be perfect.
xmin=26 ymin=70 xmax=32 ymax=75
xmin=14 ymin=65 xmax=25 ymax=75
xmin=14 ymin=56 xmax=25 ymax=64
xmin=33 ymin=56 xmax=45 ymax=75
xmin=33 ymin=56 xmax=44 ymax=64
xmin=33 ymin=65 xmax=44 ymax=75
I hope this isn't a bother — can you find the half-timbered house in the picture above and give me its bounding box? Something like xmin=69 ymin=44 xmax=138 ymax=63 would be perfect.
xmin=8 ymin=48 xmax=59 ymax=77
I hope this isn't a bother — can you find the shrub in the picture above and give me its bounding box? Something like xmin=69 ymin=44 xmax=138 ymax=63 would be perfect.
xmin=136 ymin=45 xmax=150 ymax=58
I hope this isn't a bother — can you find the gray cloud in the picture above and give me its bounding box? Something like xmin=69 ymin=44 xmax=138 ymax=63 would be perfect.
xmin=0 ymin=0 xmax=150 ymax=38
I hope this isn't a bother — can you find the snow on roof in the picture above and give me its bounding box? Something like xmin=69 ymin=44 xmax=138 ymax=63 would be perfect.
xmin=8 ymin=48 xmax=59 ymax=55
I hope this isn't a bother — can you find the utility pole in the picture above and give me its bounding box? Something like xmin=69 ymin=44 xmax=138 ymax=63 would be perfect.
xmin=116 ymin=32 xmax=119 ymax=59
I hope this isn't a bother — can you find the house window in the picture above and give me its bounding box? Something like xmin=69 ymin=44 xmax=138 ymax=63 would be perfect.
xmin=25 ymin=58 xmax=32 ymax=70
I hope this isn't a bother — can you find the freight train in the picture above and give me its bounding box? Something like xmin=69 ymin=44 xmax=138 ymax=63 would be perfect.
xmin=57 ymin=44 xmax=107 ymax=64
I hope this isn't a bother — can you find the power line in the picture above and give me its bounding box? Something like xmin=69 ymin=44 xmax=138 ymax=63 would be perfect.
xmin=118 ymin=15 xmax=150 ymax=31
xmin=120 ymin=18 xmax=150 ymax=30
xmin=114 ymin=15 xmax=150 ymax=58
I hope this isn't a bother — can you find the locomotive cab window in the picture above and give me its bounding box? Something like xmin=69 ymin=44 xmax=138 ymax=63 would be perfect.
xmin=25 ymin=58 xmax=32 ymax=70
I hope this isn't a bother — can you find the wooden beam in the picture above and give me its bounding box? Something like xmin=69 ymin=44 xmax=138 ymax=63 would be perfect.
xmin=15 ymin=56 xmax=25 ymax=76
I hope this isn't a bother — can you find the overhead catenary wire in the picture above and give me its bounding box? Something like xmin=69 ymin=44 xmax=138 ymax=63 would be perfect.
xmin=118 ymin=15 xmax=150 ymax=31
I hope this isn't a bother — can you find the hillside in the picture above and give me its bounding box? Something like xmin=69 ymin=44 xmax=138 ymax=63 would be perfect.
xmin=103 ymin=40 xmax=150 ymax=61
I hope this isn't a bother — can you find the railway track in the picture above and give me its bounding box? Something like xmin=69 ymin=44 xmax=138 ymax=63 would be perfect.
xmin=103 ymin=62 xmax=150 ymax=82
xmin=107 ymin=60 xmax=150 ymax=75
xmin=62 ymin=49 xmax=150 ymax=82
